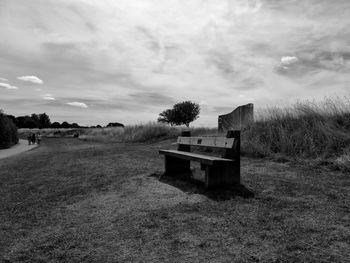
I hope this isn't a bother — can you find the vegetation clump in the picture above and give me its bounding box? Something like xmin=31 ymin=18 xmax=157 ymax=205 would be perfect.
xmin=106 ymin=122 xmax=124 ymax=128
xmin=0 ymin=110 xmax=19 ymax=149
xmin=241 ymin=98 xmax=350 ymax=165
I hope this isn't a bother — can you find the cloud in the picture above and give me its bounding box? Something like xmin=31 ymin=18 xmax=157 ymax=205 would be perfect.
xmin=128 ymin=92 xmax=176 ymax=106
xmin=17 ymin=75 xmax=44 ymax=84
xmin=0 ymin=77 xmax=8 ymax=82
xmin=0 ymin=82 xmax=18 ymax=90
xmin=1 ymin=0 xmax=350 ymax=126
xmin=67 ymin=101 xmax=88 ymax=108
xmin=281 ymin=56 xmax=298 ymax=65
xmin=41 ymin=93 xmax=55 ymax=100
xmin=276 ymin=56 xmax=303 ymax=74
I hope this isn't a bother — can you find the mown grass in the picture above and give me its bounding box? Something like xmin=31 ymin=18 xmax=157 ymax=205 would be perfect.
xmin=0 ymin=138 xmax=349 ymax=262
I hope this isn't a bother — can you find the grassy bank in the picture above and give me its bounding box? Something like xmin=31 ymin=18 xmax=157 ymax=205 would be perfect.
xmin=241 ymin=98 xmax=350 ymax=171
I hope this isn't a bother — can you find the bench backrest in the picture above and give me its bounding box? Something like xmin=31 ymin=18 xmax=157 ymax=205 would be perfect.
xmin=177 ymin=130 xmax=240 ymax=161
xmin=177 ymin=136 xmax=235 ymax=149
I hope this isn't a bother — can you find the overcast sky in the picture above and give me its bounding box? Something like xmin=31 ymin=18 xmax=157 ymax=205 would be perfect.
xmin=1 ymin=0 xmax=349 ymax=126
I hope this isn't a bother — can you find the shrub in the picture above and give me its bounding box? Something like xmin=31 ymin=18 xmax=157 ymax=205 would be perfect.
xmin=0 ymin=111 xmax=19 ymax=149
xmin=106 ymin=122 xmax=124 ymax=128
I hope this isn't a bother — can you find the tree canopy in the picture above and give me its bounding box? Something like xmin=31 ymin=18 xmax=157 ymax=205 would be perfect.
xmin=157 ymin=101 xmax=200 ymax=127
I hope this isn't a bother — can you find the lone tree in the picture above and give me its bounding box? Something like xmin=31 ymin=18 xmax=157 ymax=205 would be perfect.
xmin=157 ymin=101 xmax=200 ymax=127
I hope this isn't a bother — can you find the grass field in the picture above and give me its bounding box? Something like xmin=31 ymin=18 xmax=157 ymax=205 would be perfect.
xmin=0 ymin=137 xmax=349 ymax=262
xmin=17 ymin=97 xmax=350 ymax=172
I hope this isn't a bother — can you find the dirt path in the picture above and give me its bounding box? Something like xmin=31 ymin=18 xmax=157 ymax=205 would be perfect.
xmin=0 ymin=139 xmax=38 ymax=160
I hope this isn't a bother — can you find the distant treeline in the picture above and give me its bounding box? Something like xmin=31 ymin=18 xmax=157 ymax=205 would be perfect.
xmin=6 ymin=112 xmax=124 ymax=129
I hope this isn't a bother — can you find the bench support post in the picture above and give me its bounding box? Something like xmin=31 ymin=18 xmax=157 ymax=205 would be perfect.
xmin=205 ymin=130 xmax=241 ymax=189
xmin=164 ymin=130 xmax=191 ymax=177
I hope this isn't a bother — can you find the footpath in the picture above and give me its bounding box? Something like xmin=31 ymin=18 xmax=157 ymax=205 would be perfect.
xmin=0 ymin=139 xmax=38 ymax=160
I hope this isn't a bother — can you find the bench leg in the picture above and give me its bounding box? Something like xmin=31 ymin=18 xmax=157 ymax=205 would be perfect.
xmin=164 ymin=156 xmax=191 ymax=176
xmin=205 ymin=162 xmax=240 ymax=189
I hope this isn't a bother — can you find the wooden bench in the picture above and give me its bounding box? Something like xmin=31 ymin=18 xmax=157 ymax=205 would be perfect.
xmin=159 ymin=130 xmax=240 ymax=189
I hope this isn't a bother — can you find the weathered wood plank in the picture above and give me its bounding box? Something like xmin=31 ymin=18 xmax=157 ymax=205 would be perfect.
xmin=159 ymin=149 xmax=234 ymax=165
xmin=177 ymin=136 xmax=235 ymax=148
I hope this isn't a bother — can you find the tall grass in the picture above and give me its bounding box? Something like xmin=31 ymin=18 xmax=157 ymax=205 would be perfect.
xmin=241 ymin=97 xmax=350 ymax=160
xmin=79 ymin=122 xmax=218 ymax=143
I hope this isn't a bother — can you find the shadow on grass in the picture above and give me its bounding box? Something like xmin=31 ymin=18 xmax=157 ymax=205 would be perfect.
xmin=149 ymin=172 xmax=254 ymax=201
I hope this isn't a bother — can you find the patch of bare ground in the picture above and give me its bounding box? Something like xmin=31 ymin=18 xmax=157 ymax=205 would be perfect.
xmin=0 ymin=138 xmax=349 ymax=262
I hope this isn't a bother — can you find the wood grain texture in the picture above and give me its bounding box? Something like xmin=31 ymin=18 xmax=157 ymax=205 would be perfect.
xmin=159 ymin=149 xmax=234 ymax=165
xmin=177 ymin=137 xmax=235 ymax=149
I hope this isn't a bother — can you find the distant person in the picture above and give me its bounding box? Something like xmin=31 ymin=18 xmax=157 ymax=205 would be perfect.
xmin=27 ymin=134 xmax=32 ymax=145
xmin=31 ymin=133 xmax=36 ymax=144
xmin=37 ymin=133 xmax=42 ymax=145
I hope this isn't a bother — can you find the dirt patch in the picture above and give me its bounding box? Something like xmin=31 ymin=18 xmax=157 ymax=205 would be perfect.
xmin=67 ymin=173 xmax=210 ymax=218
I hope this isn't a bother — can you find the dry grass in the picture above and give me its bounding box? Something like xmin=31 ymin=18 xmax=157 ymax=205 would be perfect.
xmin=241 ymin=97 xmax=350 ymax=169
xmin=78 ymin=122 xmax=218 ymax=143
xmin=18 ymin=128 xmax=82 ymax=142
xmin=334 ymin=148 xmax=350 ymax=172
xmin=18 ymin=123 xmax=218 ymax=143
xmin=17 ymin=97 xmax=350 ymax=170
xmin=0 ymin=138 xmax=349 ymax=262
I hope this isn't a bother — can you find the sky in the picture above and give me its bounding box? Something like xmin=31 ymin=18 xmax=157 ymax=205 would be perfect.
xmin=0 ymin=0 xmax=349 ymax=126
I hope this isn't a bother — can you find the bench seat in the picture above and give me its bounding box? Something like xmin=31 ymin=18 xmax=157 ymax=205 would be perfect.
xmin=159 ymin=149 xmax=234 ymax=165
